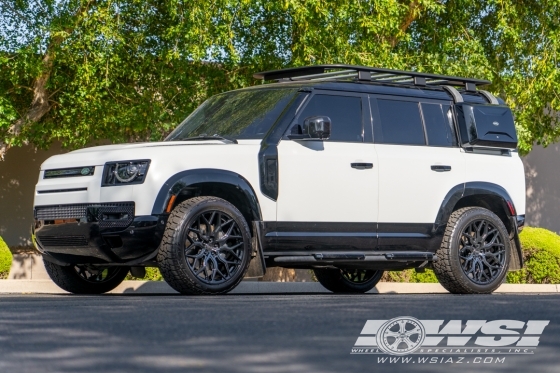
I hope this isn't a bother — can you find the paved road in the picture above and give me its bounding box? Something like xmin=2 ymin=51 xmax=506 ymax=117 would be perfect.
xmin=0 ymin=293 xmax=559 ymax=373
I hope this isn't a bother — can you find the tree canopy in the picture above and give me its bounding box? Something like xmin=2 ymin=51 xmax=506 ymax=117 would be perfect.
xmin=1 ymin=0 xmax=559 ymax=157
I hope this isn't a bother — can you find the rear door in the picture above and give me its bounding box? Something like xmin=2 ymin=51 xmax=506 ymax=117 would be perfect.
xmin=273 ymin=91 xmax=378 ymax=252
xmin=371 ymin=95 xmax=466 ymax=251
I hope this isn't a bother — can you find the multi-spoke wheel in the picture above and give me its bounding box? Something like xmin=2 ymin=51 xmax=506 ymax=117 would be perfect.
xmin=313 ymin=268 xmax=383 ymax=293
xmin=459 ymin=219 xmax=506 ymax=285
xmin=43 ymin=259 xmax=129 ymax=294
xmin=184 ymin=210 xmax=245 ymax=284
xmin=157 ymin=196 xmax=252 ymax=295
xmin=433 ymin=207 xmax=510 ymax=294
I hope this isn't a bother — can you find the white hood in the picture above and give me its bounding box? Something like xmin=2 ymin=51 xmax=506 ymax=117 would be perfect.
xmin=41 ymin=140 xmax=259 ymax=169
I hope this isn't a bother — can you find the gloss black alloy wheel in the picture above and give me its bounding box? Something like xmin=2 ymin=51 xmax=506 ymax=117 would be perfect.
xmin=74 ymin=266 xmax=124 ymax=283
xmin=459 ymin=219 xmax=506 ymax=285
xmin=184 ymin=210 xmax=245 ymax=285
xmin=43 ymin=259 xmax=129 ymax=294
xmin=433 ymin=207 xmax=510 ymax=294
xmin=158 ymin=196 xmax=252 ymax=295
xmin=341 ymin=269 xmax=377 ymax=284
xmin=314 ymin=268 xmax=384 ymax=293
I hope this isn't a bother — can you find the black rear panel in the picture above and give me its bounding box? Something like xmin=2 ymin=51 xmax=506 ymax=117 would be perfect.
xmin=456 ymin=103 xmax=517 ymax=149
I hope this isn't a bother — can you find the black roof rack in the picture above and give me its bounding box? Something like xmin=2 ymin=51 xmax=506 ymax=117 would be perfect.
xmin=253 ymin=64 xmax=491 ymax=92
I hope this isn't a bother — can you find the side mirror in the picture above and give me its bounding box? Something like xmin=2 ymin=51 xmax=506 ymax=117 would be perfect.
xmin=303 ymin=116 xmax=331 ymax=140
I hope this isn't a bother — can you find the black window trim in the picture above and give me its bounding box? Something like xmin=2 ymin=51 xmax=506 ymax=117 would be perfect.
xmin=282 ymin=90 xmax=371 ymax=143
xmin=369 ymin=94 xmax=459 ymax=148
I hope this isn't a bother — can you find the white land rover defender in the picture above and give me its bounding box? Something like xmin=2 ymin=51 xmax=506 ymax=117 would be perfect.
xmin=33 ymin=65 xmax=525 ymax=295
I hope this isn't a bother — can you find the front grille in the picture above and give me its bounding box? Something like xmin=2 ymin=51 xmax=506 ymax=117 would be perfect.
xmin=44 ymin=166 xmax=95 ymax=179
xmin=37 ymin=235 xmax=88 ymax=247
xmin=35 ymin=203 xmax=135 ymax=227
xmin=35 ymin=204 xmax=89 ymax=220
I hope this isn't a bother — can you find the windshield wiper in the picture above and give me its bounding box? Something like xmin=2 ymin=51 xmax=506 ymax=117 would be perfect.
xmin=182 ymin=134 xmax=238 ymax=144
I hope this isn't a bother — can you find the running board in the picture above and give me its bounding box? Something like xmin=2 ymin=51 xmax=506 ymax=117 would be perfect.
xmin=274 ymin=252 xmax=436 ymax=264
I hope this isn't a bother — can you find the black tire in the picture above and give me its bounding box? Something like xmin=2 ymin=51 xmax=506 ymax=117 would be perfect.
xmin=313 ymin=268 xmax=383 ymax=293
xmin=43 ymin=259 xmax=129 ymax=294
xmin=433 ymin=207 xmax=510 ymax=294
xmin=157 ymin=196 xmax=252 ymax=295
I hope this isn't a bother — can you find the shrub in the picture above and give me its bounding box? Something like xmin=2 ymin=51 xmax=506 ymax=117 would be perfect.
xmin=124 ymin=267 xmax=163 ymax=281
xmin=506 ymin=227 xmax=560 ymax=284
xmin=0 ymin=237 xmax=13 ymax=279
xmin=381 ymin=268 xmax=438 ymax=283
xmin=381 ymin=227 xmax=560 ymax=284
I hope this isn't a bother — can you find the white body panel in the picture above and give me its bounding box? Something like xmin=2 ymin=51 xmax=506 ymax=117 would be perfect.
xmin=376 ymin=144 xmax=466 ymax=223
xmin=33 ymin=140 xmax=277 ymax=220
xmin=464 ymin=151 xmax=526 ymax=215
xmin=276 ymin=140 xmax=378 ymax=222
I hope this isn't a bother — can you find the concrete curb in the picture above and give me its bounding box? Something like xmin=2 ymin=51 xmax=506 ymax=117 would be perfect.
xmin=0 ymin=280 xmax=558 ymax=294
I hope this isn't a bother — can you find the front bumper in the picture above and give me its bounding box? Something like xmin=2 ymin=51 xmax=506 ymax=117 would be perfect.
xmin=33 ymin=202 xmax=167 ymax=265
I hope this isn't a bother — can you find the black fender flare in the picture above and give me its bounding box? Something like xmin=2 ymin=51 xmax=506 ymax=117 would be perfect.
xmin=434 ymin=181 xmax=523 ymax=270
xmin=435 ymin=182 xmax=515 ymax=227
xmin=151 ymin=168 xmax=262 ymax=222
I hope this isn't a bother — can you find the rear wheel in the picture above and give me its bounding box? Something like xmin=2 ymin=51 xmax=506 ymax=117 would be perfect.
xmin=433 ymin=207 xmax=510 ymax=294
xmin=314 ymin=268 xmax=383 ymax=293
xmin=43 ymin=259 xmax=129 ymax=294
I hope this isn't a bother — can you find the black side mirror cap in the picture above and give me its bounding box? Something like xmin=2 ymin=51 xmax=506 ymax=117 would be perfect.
xmin=303 ymin=116 xmax=331 ymax=140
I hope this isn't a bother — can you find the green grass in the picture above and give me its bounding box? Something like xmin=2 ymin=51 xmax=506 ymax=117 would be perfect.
xmin=0 ymin=237 xmax=12 ymax=279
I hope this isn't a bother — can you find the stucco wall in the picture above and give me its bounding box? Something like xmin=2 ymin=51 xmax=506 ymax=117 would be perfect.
xmin=0 ymin=142 xmax=559 ymax=247
xmin=0 ymin=144 xmax=66 ymax=246
xmin=522 ymin=144 xmax=560 ymax=234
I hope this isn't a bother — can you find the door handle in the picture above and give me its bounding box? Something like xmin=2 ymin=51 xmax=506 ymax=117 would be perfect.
xmin=431 ymin=165 xmax=452 ymax=172
xmin=351 ymin=163 xmax=373 ymax=170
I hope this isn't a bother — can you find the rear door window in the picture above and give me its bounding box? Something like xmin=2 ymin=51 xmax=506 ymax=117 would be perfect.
xmin=374 ymin=99 xmax=425 ymax=145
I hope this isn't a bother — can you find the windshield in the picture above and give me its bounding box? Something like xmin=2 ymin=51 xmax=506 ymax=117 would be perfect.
xmin=166 ymin=88 xmax=297 ymax=141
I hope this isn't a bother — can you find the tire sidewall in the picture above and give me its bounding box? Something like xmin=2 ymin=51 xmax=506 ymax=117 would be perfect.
xmin=339 ymin=269 xmax=384 ymax=293
xmin=170 ymin=198 xmax=252 ymax=293
xmin=43 ymin=260 xmax=129 ymax=294
xmin=448 ymin=208 xmax=510 ymax=293
xmin=314 ymin=268 xmax=383 ymax=293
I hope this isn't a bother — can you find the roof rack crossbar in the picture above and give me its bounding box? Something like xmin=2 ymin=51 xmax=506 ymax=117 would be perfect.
xmin=370 ymin=73 xmax=397 ymax=79
xmin=305 ymin=72 xmax=358 ymax=82
xmin=283 ymin=69 xmax=356 ymax=82
xmin=424 ymin=79 xmax=449 ymax=85
xmin=375 ymin=75 xmax=416 ymax=82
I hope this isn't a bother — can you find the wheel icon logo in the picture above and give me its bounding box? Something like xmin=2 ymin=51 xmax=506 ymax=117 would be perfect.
xmin=376 ymin=317 xmax=425 ymax=356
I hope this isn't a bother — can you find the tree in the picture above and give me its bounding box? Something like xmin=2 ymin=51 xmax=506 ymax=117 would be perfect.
xmin=1 ymin=0 xmax=559 ymax=158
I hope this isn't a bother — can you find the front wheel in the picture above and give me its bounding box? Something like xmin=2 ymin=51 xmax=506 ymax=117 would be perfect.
xmin=157 ymin=196 xmax=252 ymax=295
xmin=43 ymin=259 xmax=129 ymax=294
xmin=314 ymin=268 xmax=383 ymax=293
xmin=433 ymin=207 xmax=510 ymax=294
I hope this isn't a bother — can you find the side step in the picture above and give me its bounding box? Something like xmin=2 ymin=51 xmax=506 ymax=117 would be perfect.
xmin=274 ymin=251 xmax=436 ymax=264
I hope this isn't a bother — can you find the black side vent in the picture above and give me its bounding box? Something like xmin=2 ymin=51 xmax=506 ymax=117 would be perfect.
xmin=259 ymin=145 xmax=279 ymax=200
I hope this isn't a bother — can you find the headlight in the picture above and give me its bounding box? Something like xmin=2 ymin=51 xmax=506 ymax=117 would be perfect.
xmin=102 ymin=160 xmax=150 ymax=186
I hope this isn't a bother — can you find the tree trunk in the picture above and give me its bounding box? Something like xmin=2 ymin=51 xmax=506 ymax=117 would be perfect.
xmin=388 ymin=1 xmax=422 ymax=48
xmin=0 ymin=1 xmax=97 ymax=160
